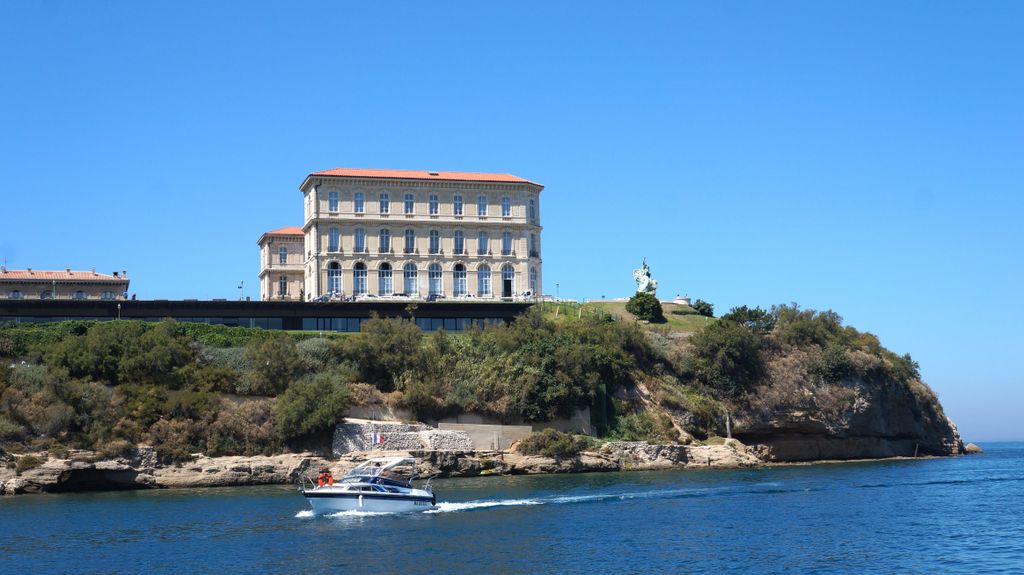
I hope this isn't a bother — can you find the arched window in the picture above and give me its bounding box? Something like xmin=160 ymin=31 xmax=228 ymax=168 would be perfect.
xmin=100 ymin=291 xmax=116 ymax=301
xmin=354 ymin=228 xmax=366 ymax=252
xmin=378 ymin=263 xmax=393 ymax=295
xmin=327 ymin=262 xmax=342 ymax=294
xmin=477 ymin=264 xmax=491 ymax=296
xmin=328 ymin=227 xmax=340 ymax=252
xmin=40 ymin=290 xmax=54 ymax=300
xmin=379 ymin=229 xmax=391 ymax=253
xmin=403 ymin=263 xmax=418 ymax=295
xmin=278 ymin=276 xmax=288 ymax=297
xmin=529 ymin=267 xmax=538 ymax=296
xmin=73 ymin=290 xmax=86 ymax=300
xmin=477 ymin=231 xmax=489 ymax=255
xmin=278 ymin=246 xmax=288 ymax=264
xmin=453 ymin=194 xmax=463 ymax=216
xmin=429 ymin=230 xmax=440 ymax=254
xmin=429 ymin=194 xmax=439 ymax=215
xmin=502 ymin=231 xmax=512 ymax=255
xmin=502 ymin=265 xmax=515 ymax=298
xmin=528 ymin=199 xmax=536 ymax=222
xmin=353 ymin=262 xmax=367 ymax=295
xmin=354 ymin=192 xmax=365 ymax=213
xmin=379 ymin=192 xmax=390 ymax=214
xmin=501 ymin=196 xmax=511 ymax=217
xmin=404 ymin=193 xmax=414 ymax=214
xmin=8 ymin=290 xmax=23 ymax=300
xmin=328 ymin=191 xmax=339 ymax=212
xmin=454 ymin=231 xmax=465 ymax=254
xmin=428 ymin=263 xmax=443 ymax=296
xmin=477 ymin=195 xmax=488 ymax=216
xmin=404 ymin=229 xmax=415 ymax=253
xmin=453 ymin=264 xmax=467 ymax=296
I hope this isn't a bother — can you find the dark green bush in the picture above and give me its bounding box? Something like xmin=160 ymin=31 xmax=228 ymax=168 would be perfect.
xmin=516 ymin=428 xmax=591 ymax=459
xmin=692 ymin=299 xmax=715 ymax=318
xmin=721 ymin=305 xmax=775 ymax=334
xmin=275 ymin=372 xmax=353 ymax=441
xmin=625 ymin=292 xmax=665 ymax=323
xmin=242 ymin=334 xmax=305 ymax=395
xmin=688 ymin=319 xmax=765 ymax=398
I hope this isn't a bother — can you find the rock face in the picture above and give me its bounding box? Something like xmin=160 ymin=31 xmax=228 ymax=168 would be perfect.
xmin=733 ymin=376 xmax=965 ymax=462
xmin=0 ymin=448 xmax=336 ymax=496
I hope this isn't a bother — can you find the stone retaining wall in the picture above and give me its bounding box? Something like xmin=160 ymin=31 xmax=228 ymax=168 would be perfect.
xmin=332 ymin=421 xmax=473 ymax=455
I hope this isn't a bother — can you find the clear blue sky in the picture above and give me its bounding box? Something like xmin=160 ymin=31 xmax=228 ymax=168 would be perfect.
xmin=2 ymin=2 xmax=1021 ymax=441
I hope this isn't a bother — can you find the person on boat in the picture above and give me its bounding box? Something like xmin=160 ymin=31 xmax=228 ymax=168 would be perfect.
xmin=317 ymin=472 xmax=327 ymax=487
xmin=325 ymin=472 xmax=334 ymax=486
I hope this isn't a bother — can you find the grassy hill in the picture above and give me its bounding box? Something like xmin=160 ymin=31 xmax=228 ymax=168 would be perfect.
xmin=539 ymin=300 xmax=715 ymax=333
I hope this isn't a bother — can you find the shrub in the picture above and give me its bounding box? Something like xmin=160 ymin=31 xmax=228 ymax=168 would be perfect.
xmin=670 ymin=307 xmax=698 ymax=316
xmin=516 ymin=428 xmax=591 ymax=459
xmin=206 ymin=400 xmax=278 ymax=456
xmin=605 ymin=409 xmax=676 ymax=443
xmin=243 ymin=334 xmax=305 ymax=396
xmin=772 ymin=304 xmax=844 ymax=347
xmin=15 ymin=454 xmax=45 ymax=474
xmin=97 ymin=439 xmax=136 ymax=460
xmin=296 ymin=338 xmax=336 ymax=371
xmin=625 ymin=292 xmax=665 ymax=323
xmin=275 ymin=372 xmax=353 ymax=441
xmin=721 ymin=305 xmax=775 ymax=334
xmin=516 ymin=427 xmax=589 ymax=458
xmin=332 ymin=316 xmax=425 ymax=392
xmin=692 ymin=299 xmax=715 ymax=318
xmin=688 ymin=319 xmax=765 ymax=398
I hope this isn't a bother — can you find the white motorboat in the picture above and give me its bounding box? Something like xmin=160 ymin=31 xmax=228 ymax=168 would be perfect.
xmin=302 ymin=457 xmax=436 ymax=514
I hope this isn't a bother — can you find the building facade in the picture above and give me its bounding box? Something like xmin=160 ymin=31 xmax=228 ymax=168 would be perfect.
xmin=0 ymin=267 xmax=130 ymax=300
xmin=259 ymin=168 xmax=543 ymax=301
xmin=256 ymin=227 xmax=305 ymax=301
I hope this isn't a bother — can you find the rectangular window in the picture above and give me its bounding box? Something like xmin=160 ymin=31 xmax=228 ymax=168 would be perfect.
xmin=328 ymin=191 xmax=339 ymax=212
xmin=478 ymin=232 xmax=489 ymax=255
xmin=502 ymin=231 xmax=512 ymax=255
xmin=501 ymin=196 xmax=511 ymax=217
xmin=429 ymin=230 xmax=439 ymax=254
xmin=429 ymin=194 xmax=439 ymax=215
xmin=355 ymin=193 xmax=365 ymax=213
xmin=379 ymin=229 xmax=391 ymax=253
xmin=454 ymin=231 xmax=465 ymax=254
xmin=404 ymin=194 xmax=414 ymax=214
xmin=279 ymin=246 xmax=288 ymax=264
xmin=477 ymin=195 xmax=487 ymax=216
xmin=404 ymin=230 xmax=415 ymax=253
xmin=354 ymin=229 xmax=366 ymax=252
xmin=453 ymin=195 xmax=463 ymax=216
xmin=379 ymin=193 xmax=390 ymax=214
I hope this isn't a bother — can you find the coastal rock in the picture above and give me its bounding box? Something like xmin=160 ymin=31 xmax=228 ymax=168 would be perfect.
xmin=733 ymin=376 xmax=965 ymax=462
xmin=601 ymin=441 xmax=761 ymax=470
xmin=964 ymin=443 xmax=983 ymax=454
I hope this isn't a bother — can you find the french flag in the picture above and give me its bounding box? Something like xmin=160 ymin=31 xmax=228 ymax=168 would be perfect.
xmin=371 ymin=432 xmax=384 ymax=446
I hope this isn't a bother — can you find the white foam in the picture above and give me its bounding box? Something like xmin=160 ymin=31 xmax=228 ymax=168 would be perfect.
xmin=294 ymin=509 xmax=315 ymax=518
xmin=427 ymin=499 xmax=542 ymax=513
xmin=326 ymin=510 xmax=395 ymax=518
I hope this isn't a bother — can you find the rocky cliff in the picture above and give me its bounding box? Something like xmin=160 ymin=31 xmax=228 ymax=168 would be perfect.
xmin=732 ymin=375 xmax=964 ymax=462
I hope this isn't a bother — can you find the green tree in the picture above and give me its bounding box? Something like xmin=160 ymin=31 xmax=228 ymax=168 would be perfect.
xmin=692 ymin=299 xmax=715 ymax=318
xmin=772 ymin=304 xmax=844 ymax=347
xmin=275 ymin=372 xmax=353 ymax=441
xmin=332 ymin=316 xmax=425 ymax=391
xmin=243 ymin=334 xmax=304 ymax=395
xmin=625 ymin=292 xmax=665 ymax=322
xmin=721 ymin=305 xmax=776 ymax=334
xmin=688 ymin=319 xmax=765 ymax=398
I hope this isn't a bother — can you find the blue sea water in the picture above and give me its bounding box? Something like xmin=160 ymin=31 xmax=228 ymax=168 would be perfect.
xmin=1 ymin=443 xmax=1022 ymax=574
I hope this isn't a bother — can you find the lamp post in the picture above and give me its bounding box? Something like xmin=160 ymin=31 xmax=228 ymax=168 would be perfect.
xmin=238 ymin=280 xmax=244 ymax=301
xmin=52 ymin=279 xmax=56 ymax=300
xmin=117 ymin=303 xmax=121 ymax=320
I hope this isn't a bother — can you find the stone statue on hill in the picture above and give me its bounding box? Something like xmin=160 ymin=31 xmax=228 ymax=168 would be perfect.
xmin=633 ymin=258 xmax=658 ymax=295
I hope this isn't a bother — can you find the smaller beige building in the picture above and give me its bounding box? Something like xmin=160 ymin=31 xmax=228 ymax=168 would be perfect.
xmin=256 ymin=227 xmax=304 ymax=301
xmin=0 ymin=267 xmax=130 ymax=300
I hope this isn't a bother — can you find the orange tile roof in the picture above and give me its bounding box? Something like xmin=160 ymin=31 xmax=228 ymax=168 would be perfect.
xmin=265 ymin=226 xmax=304 ymax=236
xmin=0 ymin=269 xmax=127 ymax=282
xmin=308 ymin=168 xmax=541 ymax=187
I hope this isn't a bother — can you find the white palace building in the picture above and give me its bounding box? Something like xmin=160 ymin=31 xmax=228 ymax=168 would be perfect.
xmin=258 ymin=168 xmax=543 ymax=302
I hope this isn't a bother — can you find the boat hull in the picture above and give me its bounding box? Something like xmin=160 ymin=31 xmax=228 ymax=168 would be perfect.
xmin=304 ymin=491 xmax=435 ymax=514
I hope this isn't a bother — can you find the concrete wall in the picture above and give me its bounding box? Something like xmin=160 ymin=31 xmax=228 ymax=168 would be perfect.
xmin=438 ymin=422 xmax=534 ymax=450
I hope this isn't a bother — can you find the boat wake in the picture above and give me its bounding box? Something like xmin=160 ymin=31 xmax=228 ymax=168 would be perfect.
xmin=294 ymin=509 xmax=315 ymax=518
xmin=428 ymin=499 xmax=542 ymax=513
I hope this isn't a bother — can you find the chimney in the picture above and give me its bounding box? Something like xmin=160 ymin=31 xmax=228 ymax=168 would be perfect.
xmin=113 ymin=271 xmax=119 ymax=278
xmin=122 ymin=270 xmax=127 ymax=278
xmin=66 ymin=267 xmax=71 ymax=273
xmin=27 ymin=267 xmax=32 ymax=274
xmin=92 ymin=267 xmax=96 ymax=275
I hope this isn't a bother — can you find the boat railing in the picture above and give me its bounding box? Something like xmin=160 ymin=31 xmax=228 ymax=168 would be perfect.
xmin=423 ymin=474 xmax=439 ymax=494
